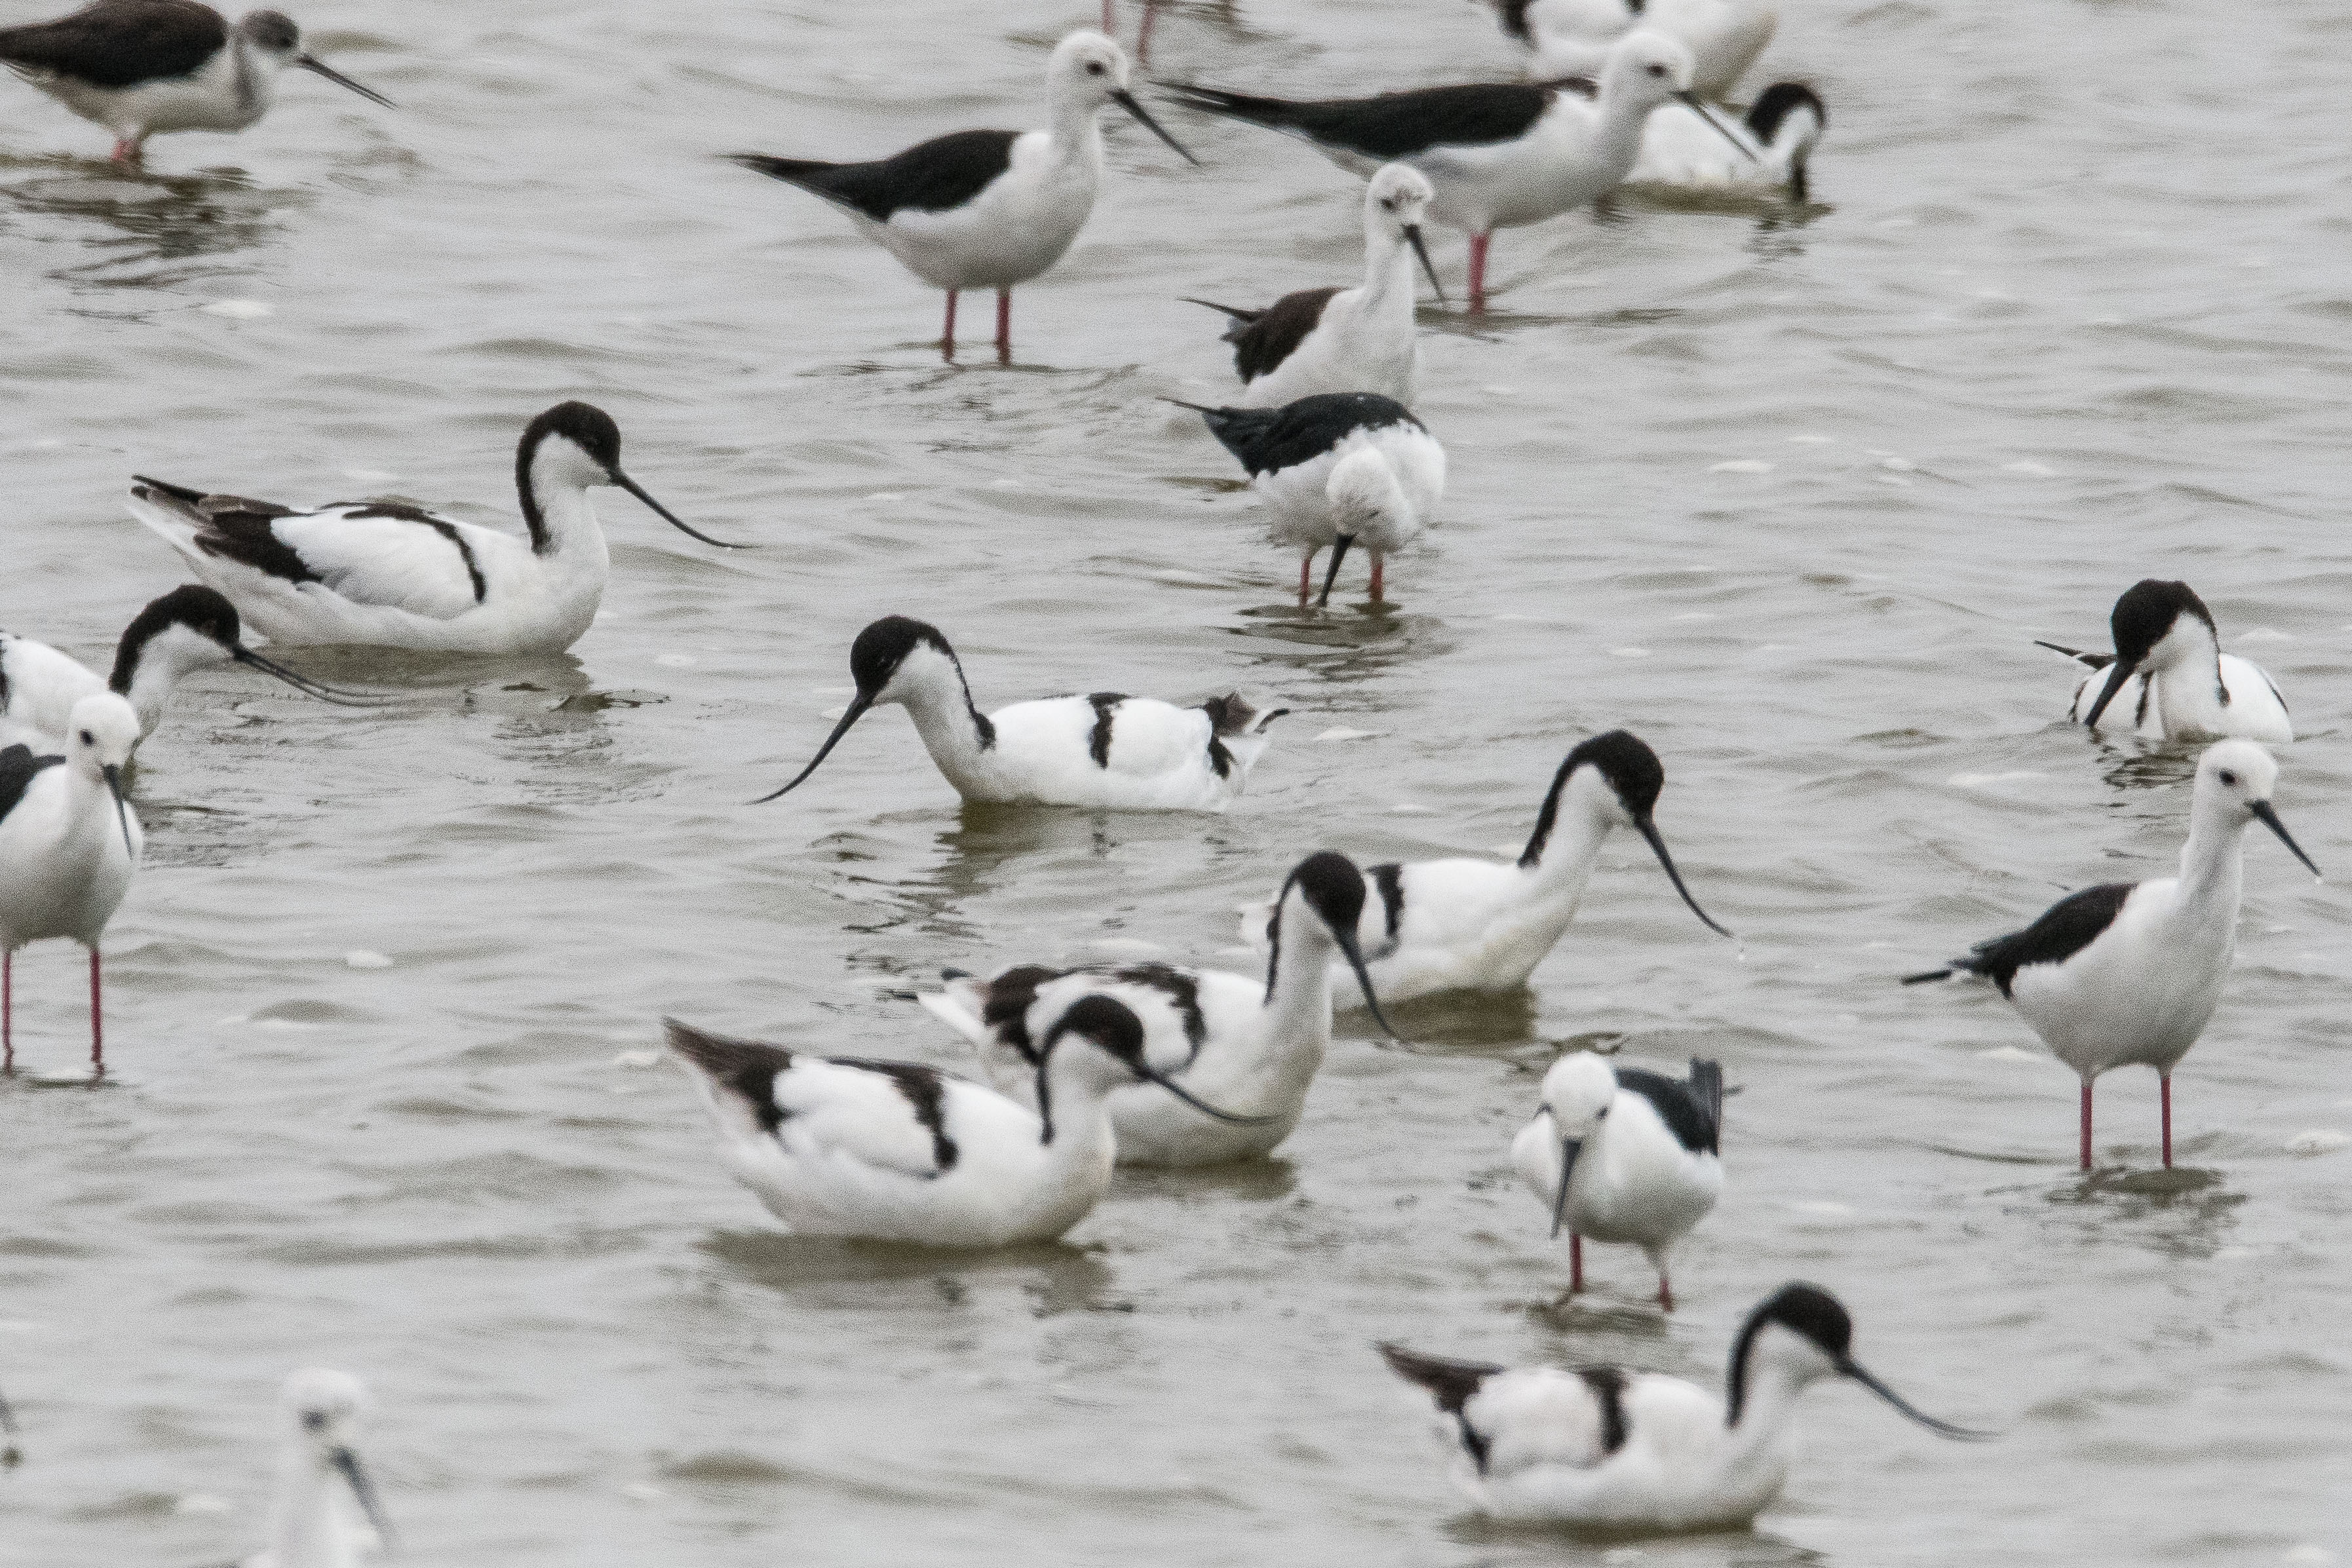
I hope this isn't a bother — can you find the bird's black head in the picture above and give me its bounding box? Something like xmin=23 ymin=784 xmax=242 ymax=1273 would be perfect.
xmin=1042 ymin=992 xmax=1149 ymax=1071
xmin=1745 ymin=82 xmax=1826 ymax=141
xmin=849 ymin=616 xmax=955 ymax=697
xmin=2110 ymin=579 xmax=2212 ymax=666
xmin=110 ymin=584 xmax=242 ymax=691
xmin=1522 ymin=730 xmax=1664 ymax=866
xmin=522 ymin=400 xmax=625 ymax=474
xmin=241 ymin=10 xmax=301 ymax=52
xmin=1753 ymin=1282 xmax=1853 ymax=1358
xmin=1279 ymin=851 xmax=1368 ymax=939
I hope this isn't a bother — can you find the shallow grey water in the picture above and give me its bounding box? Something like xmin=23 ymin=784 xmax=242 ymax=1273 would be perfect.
xmin=3 ymin=0 xmax=2349 ymax=1563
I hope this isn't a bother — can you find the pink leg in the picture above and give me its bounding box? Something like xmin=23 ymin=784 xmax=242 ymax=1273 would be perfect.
xmin=995 ymin=290 xmax=1012 ymax=364
xmin=1136 ymin=0 xmax=1159 ymax=61
xmin=2079 ymin=1079 xmax=2094 ymax=1171
xmin=3 ymin=949 xmax=12 ymax=1075
xmin=110 ymin=138 xmax=141 ymax=166
xmin=1657 ymin=1271 xmax=1674 ymax=1314
xmin=1102 ymin=0 xmax=1114 ymax=31
xmin=942 ymin=290 xmax=957 ymax=360
xmin=1569 ymin=1232 xmax=1584 ymax=1294
xmin=88 ymin=947 xmax=104 ymax=1076
xmin=1368 ymin=553 xmax=1385 ymax=602
xmin=1467 ymin=233 xmax=1491 ymax=313
xmin=1297 ymin=554 xmax=1313 ymax=605
xmin=2160 ymin=1074 xmax=2172 ymax=1169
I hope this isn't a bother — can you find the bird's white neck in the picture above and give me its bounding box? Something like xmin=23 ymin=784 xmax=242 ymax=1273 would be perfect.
xmin=1359 ymin=224 xmax=1417 ymax=313
xmin=2144 ymin=624 xmax=2231 ymax=735
xmin=519 ymin=444 xmax=609 ymax=563
xmin=113 ymin=626 xmax=222 ymax=737
xmin=261 ymin=1453 xmax=365 ymax=1568
xmin=885 ymin=655 xmax=997 ymax=789
xmin=2176 ymin=809 xmax=2248 ymax=915
xmin=1262 ymin=892 xmax=1340 ymax=1039
xmin=1710 ymin=1354 xmax=1805 ymax=1487
xmin=228 ymin=38 xmax=279 ymax=125
xmin=1050 ymin=94 xmax=1109 ymax=167
xmin=1516 ymin=802 xmax=1614 ymax=909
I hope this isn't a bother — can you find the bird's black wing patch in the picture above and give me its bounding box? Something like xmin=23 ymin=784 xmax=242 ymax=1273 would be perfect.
xmin=1577 ymin=1367 xmax=1630 ymax=1456
xmin=1108 ymin=962 xmax=1208 ymax=1063
xmin=1216 ymin=392 xmax=1422 ymax=476
xmin=337 ymin=503 xmax=488 ymax=603
xmin=1165 ymin=81 xmax=1559 ymax=161
xmin=1370 ymin=862 xmax=1406 ymax=942
xmin=1228 ymin=287 xmax=1342 ymax=383
xmin=663 ymin=1020 xmax=794 ymax=1136
xmin=826 ymin=1057 xmax=960 ymax=1173
xmin=730 ymin=129 xmax=1021 ymax=222
xmin=1086 ymin=691 xmax=1125 ymax=768
xmin=1379 ymin=1345 xmax=1503 ymax=1472
xmin=0 ymin=744 xmax=64 ymax=825
xmin=1961 ymin=883 xmax=2136 ymax=997
xmin=1613 ymin=1066 xmax=1718 ymax=1155
xmin=190 ymin=511 xmax=320 ymax=586
xmin=0 ymin=0 xmax=225 ymax=90
xmin=977 ymin=964 xmax=1068 ymax=1064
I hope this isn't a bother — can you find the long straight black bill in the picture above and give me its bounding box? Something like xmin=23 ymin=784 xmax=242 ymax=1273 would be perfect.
xmin=1548 ymin=1134 xmax=1583 ymax=1239
xmin=2080 ymin=657 xmax=2139 ymax=728
xmin=1402 ymin=225 xmax=1446 ymax=303
xmin=753 ymin=693 xmax=875 ymax=803
xmin=615 ymin=471 xmax=748 ymax=548
xmin=1636 ymin=820 xmax=1733 ymax=937
xmin=1318 ymin=534 xmax=1355 ymax=607
xmin=1674 ymin=91 xmax=1759 ymax=162
xmin=329 ymin=1446 xmax=399 ymax=1548
xmin=1333 ymin=931 xmax=1402 ymax=1042
xmin=1841 ymin=1360 xmax=1994 ymax=1440
xmin=1140 ymin=1067 xmax=1276 ymax=1124
xmin=1111 ymin=89 xmax=1201 ymax=165
xmin=2248 ymin=801 xmax=2323 ymax=879
xmin=231 ymin=648 xmax=387 ymax=706
xmin=297 ymin=54 xmax=395 ymax=108
xmin=101 ymin=767 xmax=134 ymax=857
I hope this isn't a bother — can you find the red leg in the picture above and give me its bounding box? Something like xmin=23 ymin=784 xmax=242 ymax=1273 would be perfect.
xmin=942 ymin=290 xmax=957 ymax=360
xmin=1568 ymin=1232 xmax=1583 ymax=1294
xmin=88 ymin=947 xmax=104 ymax=1076
xmin=1368 ymin=553 xmax=1385 ymax=602
xmin=1101 ymin=0 xmax=1114 ymax=31
xmin=2160 ymin=1073 xmax=2172 ymax=1169
xmin=3 ymin=949 xmax=12 ymax=1075
xmin=2079 ymin=1079 xmax=2093 ymax=1171
xmin=995 ymin=289 xmax=1012 ymax=364
xmin=1657 ymin=1271 xmax=1674 ymax=1313
xmin=1136 ymin=0 xmax=1159 ymax=61
xmin=1297 ymin=554 xmax=1313 ymax=605
xmin=111 ymin=137 xmax=141 ymax=166
xmin=1467 ymin=233 xmax=1491 ymax=313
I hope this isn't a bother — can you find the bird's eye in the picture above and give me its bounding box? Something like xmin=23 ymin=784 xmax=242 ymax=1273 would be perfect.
xmin=79 ymin=731 xmax=94 ymax=744
xmin=2219 ymin=770 xmax=2238 ymax=786
xmin=1380 ymin=198 xmax=1395 ymax=210
xmin=1086 ymin=60 xmax=1106 ymax=75
xmin=1647 ymin=63 xmax=1667 ymax=75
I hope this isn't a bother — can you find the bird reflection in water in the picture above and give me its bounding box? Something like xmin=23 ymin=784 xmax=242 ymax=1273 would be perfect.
xmin=0 ymin=155 xmax=284 ymax=289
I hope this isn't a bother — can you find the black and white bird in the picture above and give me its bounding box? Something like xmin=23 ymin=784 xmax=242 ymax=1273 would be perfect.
xmin=728 ymin=30 xmax=1196 ymax=364
xmin=0 ymin=694 xmax=142 ymax=1077
xmin=666 ymin=999 xmax=1262 ymax=1246
xmin=1184 ymin=162 xmax=1442 ymax=407
xmin=1162 ymin=30 xmax=1748 ymax=311
xmin=126 ymin=402 xmax=741 ymax=657
xmin=0 ymin=1 xmax=389 ymax=166
xmin=1268 ymin=731 xmax=1730 ymax=1005
xmin=1904 ymin=740 xmax=2321 ymax=1170
xmin=1379 ymin=1282 xmax=1986 ymax=1532
xmin=1498 ymin=0 xmax=1777 ymax=102
xmin=756 ymin=616 xmax=1283 ymax=812
xmin=210 ymin=1369 xmax=396 ymax=1568
xmin=1511 ymin=1050 xmax=1722 ymax=1310
xmin=2039 ymin=579 xmax=2292 ymax=746
xmin=1630 ymin=81 xmax=1824 ymax=201
xmin=1171 ymin=392 xmax=1444 ymax=606
xmin=0 ymin=584 xmax=370 ymax=753
xmin=919 ymin=851 xmax=1397 ymax=1166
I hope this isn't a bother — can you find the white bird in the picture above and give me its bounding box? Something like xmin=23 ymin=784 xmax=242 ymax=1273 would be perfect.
xmin=1630 ymin=81 xmax=1824 ymax=201
xmin=1288 ymin=731 xmax=1729 ymax=1007
xmin=1379 ymin=1281 xmax=1986 ymax=1533
xmin=0 ymin=1 xmax=390 ymax=166
xmin=1184 ymin=163 xmax=1444 ymax=408
xmin=225 ymin=1369 xmax=395 ymax=1568
xmin=1163 ymin=31 xmax=1751 ymax=311
xmin=728 ymin=30 xmax=1197 ymax=364
xmin=1 ymin=584 xmax=371 ymax=752
xmin=1904 ymin=740 xmax=2321 ymax=1170
xmin=666 ymin=997 xmax=1262 ymax=1246
xmin=1497 ymin=0 xmax=1778 ymax=102
xmin=756 ymin=615 xmax=1284 ymax=812
xmin=2039 ymin=579 xmax=2292 ymax=746
xmin=0 ymin=694 xmax=141 ymax=1077
xmin=1511 ymin=1050 xmax=1722 ymax=1310
xmin=1171 ymin=392 xmax=1444 ymax=606
xmin=125 ymin=402 xmax=743 ymax=657
xmin=918 ymin=851 xmax=1398 ymax=1166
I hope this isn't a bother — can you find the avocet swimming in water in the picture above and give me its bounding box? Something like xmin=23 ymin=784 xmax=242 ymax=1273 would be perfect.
xmin=1513 ymin=1050 xmax=1722 ymax=1310
xmin=1904 ymin=740 xmax=2320 ymax=1170
xmin=2039 ymin=579 xmax=2292 ymax=745
xmin=919 ymin=851 xmax=1397 ymax=1166
xmin=1184 ymin=163 xmax=1443 ymax=408
xmin=1 ymin=695 xmax=141 ymax=1077
xmin=1630 ymin=82 xmax=1824 ymax=201
xmin=1 ymin=584 xmax=371 ymax=753
xmin=0 ymin=1 xmax=391 ymax=166
xmin=126 ymin=402 xmax=742 ymax=657
xmin=1163 ymin=31 xmax=1748 ymax=311
xmin=667 ymin=998 xmax=1262 ymax=1246
xmin=729 ymin=31 xmax=1195 ymax=364
xmin=1274 ymin=731 xmax=1729 ymax=1006
xmin=210 ymin=1369 xmax=396 ymax=1568
xmin=1497 ymin=0 xmax=1777 ymax=102
xmin=1172 ymin=392 xmax=1444 ymax=606
xmin=1380 ymin=1282 xmax=1986 ymax=1532
xmin=756 ymin=616 xmax=1283 ymax=812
